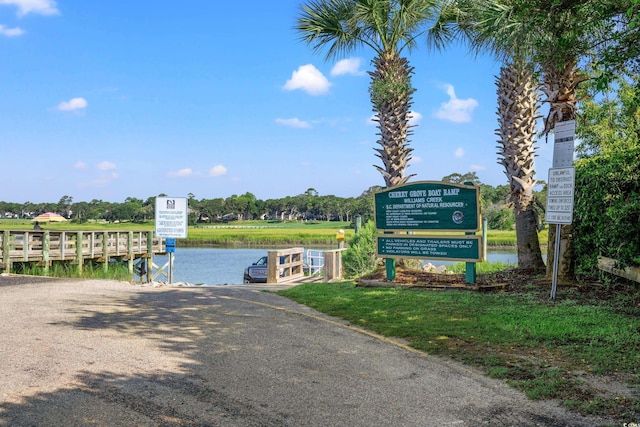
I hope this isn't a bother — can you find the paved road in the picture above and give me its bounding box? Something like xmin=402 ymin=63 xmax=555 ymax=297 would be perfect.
xmin=0 ymin=276 xmax=611 ymax=426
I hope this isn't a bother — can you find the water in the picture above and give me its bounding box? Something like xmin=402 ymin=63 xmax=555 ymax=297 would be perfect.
xmin=152 ymin=247 xmax=520 ymax=285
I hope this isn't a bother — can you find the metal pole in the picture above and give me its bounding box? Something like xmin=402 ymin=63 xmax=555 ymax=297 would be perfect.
xmin=169 ymin=252 xmax=174 ymax=284
xmin=550 ymin=223 xmax=561 ymax=300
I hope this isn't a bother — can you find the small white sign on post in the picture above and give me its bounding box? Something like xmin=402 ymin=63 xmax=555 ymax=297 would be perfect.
xmin=553 ymin=120 xmax=576 ymax=168
xmin=545 ymin=167 xmax=575 ymax=225
xmin=155 ymin=197 xmax=188 ymax=238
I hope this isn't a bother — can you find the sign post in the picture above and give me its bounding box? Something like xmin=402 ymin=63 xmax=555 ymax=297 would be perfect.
xmin=154 ymin=197 xmax=188 ymax=284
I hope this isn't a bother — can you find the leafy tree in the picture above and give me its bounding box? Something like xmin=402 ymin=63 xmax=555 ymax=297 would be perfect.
xmin=57 ymin=195 xmax=73 ymax=217
xmin=296 ymin=0 xmax=451 ymax=187
xmin=441 ymin=171 xmax=481 ymax=185
xmin=576 ymin=72 xmax=640 ymax=157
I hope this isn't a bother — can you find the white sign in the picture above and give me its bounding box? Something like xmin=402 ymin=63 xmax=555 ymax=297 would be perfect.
xmin=553 ymin=120 xmax=575 ymax=168
xmin=545 ymin=167 xmax=575 ymax=224
xmin=155 ymin=197 xmax=188 ymax=238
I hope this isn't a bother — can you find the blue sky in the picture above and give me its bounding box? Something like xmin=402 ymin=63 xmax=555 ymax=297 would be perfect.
xmin=0 ymin=0 xmax=553 ymax=204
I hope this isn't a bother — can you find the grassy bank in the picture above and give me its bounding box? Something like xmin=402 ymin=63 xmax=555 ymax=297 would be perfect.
xmin=0 ymin=219 xmax=546 ymax=247
xmin=278 ymin=278 xmax=640 ymax=422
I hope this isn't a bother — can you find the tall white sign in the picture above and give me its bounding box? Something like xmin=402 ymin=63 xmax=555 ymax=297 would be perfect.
xmin=155 ymin=197 xmax=188 ymax=238
xmin=545 ymin=167 xmax=575 ymax=225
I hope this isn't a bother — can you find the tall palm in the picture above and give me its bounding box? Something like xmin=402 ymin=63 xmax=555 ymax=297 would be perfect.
xmin=461 ymin=0 xmax=614 ymax=280
xmin=296 ymin=0 xmax=450 ymax=187
xmin=495 ymin=59 xmax=546 ymax=270
xmin=451 ymin=0 xmax=545 ymax=270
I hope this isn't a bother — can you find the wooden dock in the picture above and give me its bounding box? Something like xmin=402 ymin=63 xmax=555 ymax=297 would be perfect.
xmin=1 ymin=230 xmax=165 ymax=279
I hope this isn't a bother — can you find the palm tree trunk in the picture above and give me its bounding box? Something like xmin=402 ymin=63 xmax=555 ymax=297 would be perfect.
xmin=541 ymin=60 xmax=587 ymax=282
xmin=495 ymin=59 xmax=545 ymax=271
xmin=369 ymin=51 xmax=416 ymax=187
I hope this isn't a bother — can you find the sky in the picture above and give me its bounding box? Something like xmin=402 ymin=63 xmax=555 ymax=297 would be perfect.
xmin=0 ymin=0 xmax=555 ymax=204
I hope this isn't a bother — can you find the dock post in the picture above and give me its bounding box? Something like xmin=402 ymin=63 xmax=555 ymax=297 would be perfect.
xmin=43 ymin=231 xmax=51 ymax=275
xmin=102 ymin=232 xmax=109 ymax=273
xmin=76 ymin=231 xmax=83 ymax=274
xmin=127 ymin=231 xmax=134 ymax=277
xmin=2 ymin=230 xmax=10 ymax=273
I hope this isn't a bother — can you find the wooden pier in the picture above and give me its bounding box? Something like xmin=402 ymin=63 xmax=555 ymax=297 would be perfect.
xmin=0 ymin=230 xmax=165 ymax=280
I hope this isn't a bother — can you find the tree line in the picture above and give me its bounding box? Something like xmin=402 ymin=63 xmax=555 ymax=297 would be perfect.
xmin=0 ymin=172 xmax=534 ymax=230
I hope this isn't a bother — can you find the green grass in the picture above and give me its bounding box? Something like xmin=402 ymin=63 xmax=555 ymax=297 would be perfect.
xmin=277 ymin=281 xmax=640 ymax=421
xmin=11 ymin=260 xmax=133 ymax=281
xmin=1 ymin=219 xmax=546 ymax=247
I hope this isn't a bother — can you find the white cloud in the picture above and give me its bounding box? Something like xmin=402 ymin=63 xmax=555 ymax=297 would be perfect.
xmin=77 ymin=172 xmax=118 ymax=189
xmin=209 ymin=165 xmax=227 ymax=177
xmin=331 ymin=58 xmax=365 ymax=76
xmin=455 ymin=148 xmax=465 ymax=158
xmin=434 ymin=84 xmax=478 ymax=123
xmin=0 ymin=0 xmax=59 ymax=16
xmin=97 ymin=160 xmax=116 ymax=171
xmin=167 ymin=168 xmax=193 ymax=178
xmin=408 ymin=111 xmax=422 ymax=127
xmin=409 ymin=156 xmax=423 ymax=165
xmin=56 ymin=97 xmax=87 ymax=111
xmin=283 ymin=64 xmax=331 ymax=96
xmin=275 ymin=117 xmax=311 ymax=129
xmin=470 ymin=164 xmax=486 ymax=171
xmin=73 ymin=161 xmax=87 ymax=169
xmin=0 ymin=24 xmax=23 ymax=36
xmin=368 ymin=112 xmax=421 ymax=127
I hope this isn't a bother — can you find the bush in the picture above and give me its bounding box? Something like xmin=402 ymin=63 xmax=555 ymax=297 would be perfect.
xmin=574 ymin=147 xmax=640 ymax=277
xmin=483 ymin=203 xmax=515 ymax=230
xmin=342 ymin=220 xmax=379 ymax=278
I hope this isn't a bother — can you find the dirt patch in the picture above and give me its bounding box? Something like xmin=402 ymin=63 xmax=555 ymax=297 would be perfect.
xmin=358 ymin=265 xmax=548 ymax=292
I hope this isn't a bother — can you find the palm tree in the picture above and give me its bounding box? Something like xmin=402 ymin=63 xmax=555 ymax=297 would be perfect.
xmin=451 ymin=0 xmax=546 ymax=270
xmin=495 ymin=59 xmax=546 ymax=270
xmin=296 ymin=0 xmax=450 ymax=187
xmin=458 ymin=0 xmax=616 ymax=280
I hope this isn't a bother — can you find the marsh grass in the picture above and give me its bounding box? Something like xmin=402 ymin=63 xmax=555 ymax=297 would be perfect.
xmin=278 ymin=280 xmax=640 ymax=421
xmin=12 ymin=260 xmax=132 ymax=281
xmin=1 ymin=219 xmax=546 ymax=247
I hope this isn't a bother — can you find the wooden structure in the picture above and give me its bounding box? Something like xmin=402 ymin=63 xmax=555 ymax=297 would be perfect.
xmin=598 ymin=256 xmax=640 ymax=283
xmin=0 ymin=230 xmax=164 ymax=281
xmin=267 ymin=247 xmax=305 ymax=284
xmin=323 ymin=249 xmax=346 ymax=281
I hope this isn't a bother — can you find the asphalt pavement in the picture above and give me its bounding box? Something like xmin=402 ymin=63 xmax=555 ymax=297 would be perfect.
xmin=0 ymin=275 xmax=613 ymax=426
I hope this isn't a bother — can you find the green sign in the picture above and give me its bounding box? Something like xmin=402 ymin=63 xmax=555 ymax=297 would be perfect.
xmin=377 ymin=235 xmax=483 ymax=261
xmin=374 ymin=181 xmax=480 ymax=231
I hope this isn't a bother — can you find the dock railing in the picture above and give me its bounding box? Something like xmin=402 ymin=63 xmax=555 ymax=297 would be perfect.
xmin=1 ymin=230 xmax=164 ymax=277
xmin=267 ymin=247 xmax=305 ymax=283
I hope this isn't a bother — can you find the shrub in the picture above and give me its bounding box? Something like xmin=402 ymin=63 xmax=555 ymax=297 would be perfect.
xmin=574 ymin=147 xmax=640 ymax=277
xmin=342 ymin=220 xmax=379 ymax=278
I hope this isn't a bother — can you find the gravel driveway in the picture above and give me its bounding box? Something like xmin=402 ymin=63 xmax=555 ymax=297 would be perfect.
xmin=0 ymin=275 xmax=613 ymax=426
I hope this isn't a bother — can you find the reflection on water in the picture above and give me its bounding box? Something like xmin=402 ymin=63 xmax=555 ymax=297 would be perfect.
xmin=154 ymin=247 xmax=522 ymax=286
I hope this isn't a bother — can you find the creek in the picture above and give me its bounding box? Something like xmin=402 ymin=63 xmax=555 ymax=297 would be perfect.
xmin=152 ymin=247 xmax=521 ymax=286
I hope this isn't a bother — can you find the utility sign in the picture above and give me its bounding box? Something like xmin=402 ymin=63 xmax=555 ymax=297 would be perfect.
xmin=545 ymin=167 xmax=575 ymax=225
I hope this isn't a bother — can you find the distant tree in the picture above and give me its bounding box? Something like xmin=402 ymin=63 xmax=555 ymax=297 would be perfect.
xmin=441 ymin=171 xmax=481 ymax=185
xmin=56 ymin=195 xmax=73 ymax=217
